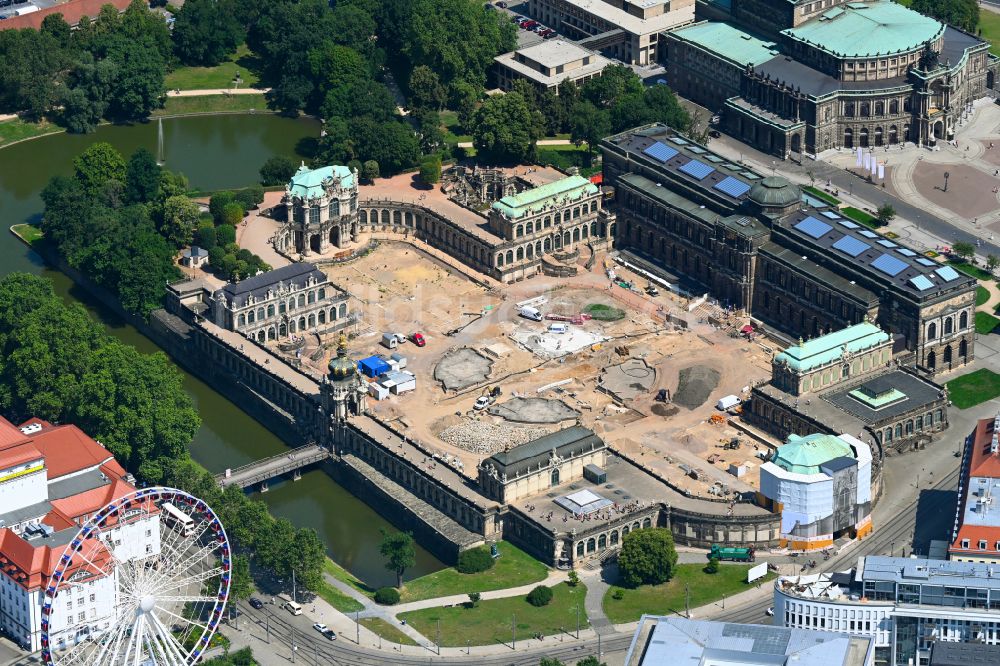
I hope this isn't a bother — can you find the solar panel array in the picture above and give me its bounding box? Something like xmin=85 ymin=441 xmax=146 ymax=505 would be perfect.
xmin=837 ymin=219 xmax=859 ymax=229
xmin=935 ymin=265 xmax=961 ymax=282
xmin=793 ymin=216 xmax=832 ymax=239
xmin=713 ymin=176 xmax=751 ymax=198
xmin=916 ymin=257 xmax=937 ymax=267
xmin=832 ymin=236 xmax=870 ymax=258
xmin=678 ymin=159 xmax=715 ymax=180
xmin=643 ymin=141 xmax=679 ymax=163
xmin=877 ymin=239 xmax=897 ymax=248
xmin=858 ymin=230 xmax=879 ymax=239
xmin=909 ymin=275 xmax=934 ymax=291
xmin=872 ymin=253 xmax=908 ymax=277
xmin=896 ymin=248 xmax=917 ymax=257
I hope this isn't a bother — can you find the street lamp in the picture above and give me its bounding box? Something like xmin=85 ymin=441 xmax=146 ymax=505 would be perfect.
xmin=944 ymin=171 xmax=950 ymax=192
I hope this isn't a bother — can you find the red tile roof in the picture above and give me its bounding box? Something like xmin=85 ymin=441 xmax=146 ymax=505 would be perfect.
xmin=20 ymin=423 xmax=117 ymax=480
xmin=0 ymin=442 xmax=43 ymax=471
xmin=0 ymin=415 xmax=26 ymax=446
xmin=0 ymin=0 xmax=132 ymax=32
xmin=950 ymin=416 xmax=1000 ymax=555
xmin=50 ymin=478 xmax=134 ymax=521
xmin=0 ymin=527 xmax=112 ymax=591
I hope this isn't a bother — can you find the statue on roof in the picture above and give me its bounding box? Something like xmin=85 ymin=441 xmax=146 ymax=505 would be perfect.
xmin=918 ymin=41 xmax=940 ymax=71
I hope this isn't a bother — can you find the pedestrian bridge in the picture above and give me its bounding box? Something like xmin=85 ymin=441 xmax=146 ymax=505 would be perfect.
xmin=215 ymin=444 xmax=330 ymax=490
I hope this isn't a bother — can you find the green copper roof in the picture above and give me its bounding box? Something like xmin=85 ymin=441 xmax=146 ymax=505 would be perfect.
xmin=670 ymin=22 xmax=780 ymax=67
xmin=288 ymin=164 xmax=354 ymax=199
xmin=783 ymin=1 xmax=943 ymax=58
xmin=492 ymin=175 xmax=597 ymax=219
xmin=774 ymin=322 xmax=889 ymax=372
xmin=772 ymin=433 xmax=854 ymax=474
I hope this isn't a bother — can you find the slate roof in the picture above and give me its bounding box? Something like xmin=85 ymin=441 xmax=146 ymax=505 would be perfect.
xmin=220 ymin=263 xmax=326 ymax=309
xmin=487 ymin=426 xmax=604 ymax=479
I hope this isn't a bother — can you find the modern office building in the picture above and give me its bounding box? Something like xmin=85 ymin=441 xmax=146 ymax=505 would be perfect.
xmin=758 ymin=432 xmax=873 ymax=550
xmin=209 ymin=263 xmax=351 ymax=342
xmin=601 ymin=123 xmax=977 ymax=375
xmin=625 ymin=615 xmax=875 ymax=666
xmin=775 ymin=556 xmax=1000 ymax=666
xmin=949 ymin=414 xmax=1000 ymax=562
xmin=664 ymin=0 xmax=997 ymax=157
xmin=526 ymin=0 xmax=695 ymax=65
xmin=0 ymin=417 xmax=158 ymax=652
xmin=493 ymin=40 xmax=610 ymax=92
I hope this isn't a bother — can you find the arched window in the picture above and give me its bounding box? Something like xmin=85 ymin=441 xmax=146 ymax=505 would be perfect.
xmin=526 ymin=222 xmax=534 ymax=234
xmin=257 ymin=308 xmax=265 ymax=321
xmin=610 ymin=531 xmax=619 ymax=545
xmin=889 ymin=99 xmax=899 ymax=114
xmin=944 ymin=345 xmax=953 ymax=364
xmin=497 ymin=254 xmax=504 ymax=267
xmin=860 ymin=102 xmax=870 ymax=117
xmin=516 ymin=247 xmax=524 ymax=261
xmin=298 ymin=294 xmax=305 ymax=307
xmin=247 ymin=311 xmax=255 ymax=324
xmin=267 ymin=305 xmax=275 ymax=318
xmin=587 ymin=538 xmax=596 ymax=553
xmin=960 ymin=338 xmax=968 ymax=358
xmin=318 ymin=310 xmax=326 ymax=324
xmin=844 ymin=127 xmax=854 ymax=148
xmin=318 ymin=288 xmax=326 ymax=300
xmin=576 ymin=542 xmax=585 ymax=557
xmin=308 ymin=314 xmax=316 ymax=328
xmin=642 ymin=517 xmax=652 ymax=528
xmin=927 ymin=322 xmax=937 ymax=340
xmin=307 ymin=291 xmax=315 ymax=305
xmin=330 ymin=307 xmax=337 ymax=321
xmin=339 ymin=303 xmax=347 ymax=318
xmin=516 ymin=225 xmax=524 ymax=238
xmin=944 ymin=317 xmax=953 ymax=335
xmin=506 ymin=250 xmax=514 ymax=264
xmin=960 ymin=311 xmax=969 ymax=330
xmin=598 ymin=534 xmax=607 ymax=550
xmin=894 ymin=424 xmax=902 ymax=438
xmin=238 ymin=314 xmax=246 ymax=327
xmin=874 ymin=101 xmax=884 ymax=115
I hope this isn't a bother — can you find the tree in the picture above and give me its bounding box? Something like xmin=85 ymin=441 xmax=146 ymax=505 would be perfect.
xmin=539 ymin=659 xmax=567 ymax=666
xmin=618 ymin=528 xmax=678 ymax=588
xmin=260 ymin=156 xmax=297 ymax=186
xmin=41 ymin=13 xmax=72 ymax=47
xmin=230 ymin=554 xmax=254 ymax=600
xmin=172 ymin=0 xmax=244 ymax=66
xmin=876 ymin=203 xmax=896 ymax=227
xmin=705 ymin=557 xmax=720 ymax=574
xmin=409 ymin=65 xmax=446 ymax=110
xmin=105 ymin=39 xmax=166 ymax=121
xmin=74 ymin=142 xmax=126 ymax=193
xmin=569 ymin=101 xmax=611 ymax=156
xmin=526 ymin=585 xmax=553 ymax=607
xmin=362 ymin=160 xmax=380 ymax=182
xmin=582 ymin=64 xmax=643 ymax=109
xmin=379 ymin=529 xmax=415 ymax=588
xmin=467 ymin=591 xmax=481 ymax=608
xmin=419 ymin=155 xmax=442 ymax=185
xmin=988 ymin=255 xmax=999 ymax=274
xmin=911 ymin=0 xmax=978 ymax=33
xmin=216 ymin=224 xmax=237 ymax=246
xmin=235 ymin=185 xmax=265 ymax=211
xmin=222 ymin=201 xmax=245 ymax=227
xmin=209 ymin=191 xmax=236 ymax=225
xmin=567 ymin=570 xmax=580 ymax=587
xmin=953 ymin=241 xmax=976 ymax=261
xmin=126 ymin=148 xmax=161 ymax=204
xmin=161 ymin=195 xmax=201 ymax=247
xmin=471 ymin=91 xmax=543 ymax=162
xmin=576 ymin=658 xmax=608 ymax=666
xmin=414 ymin=109 xmax=444 ymax=152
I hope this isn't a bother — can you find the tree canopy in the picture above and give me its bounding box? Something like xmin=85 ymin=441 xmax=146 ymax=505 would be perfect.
xmin=380 ymin=529 xmax=415 ymax=588
xmin=471 ymin=91 xmax=543 ymax=163
xmin=172 ymin=0 xmax=245 ymax=67
xmin=618 ymin=528 xmax=678 ymax=588
xmin=911 ymin=0 xmax=978 ymax=33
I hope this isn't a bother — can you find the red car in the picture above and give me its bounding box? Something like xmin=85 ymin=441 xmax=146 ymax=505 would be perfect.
xmin=410 ymin=333 xmax=426 ymax=347
xmin=522 ymin=20 xmax=537 ymax=28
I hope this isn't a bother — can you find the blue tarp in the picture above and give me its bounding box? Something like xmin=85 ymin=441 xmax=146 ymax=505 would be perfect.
xmin=358 ymin=356 xmax=390 ymax=378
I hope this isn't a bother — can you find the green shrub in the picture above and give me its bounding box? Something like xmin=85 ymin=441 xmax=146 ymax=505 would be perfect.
xmin=195 ymin=222 xmax=216 ymax=250
xmin=567 ymin=570 xmax=580 ymax=587
xmin=374 ymin=587 xmax=400 ymax=605
xmin=457 ymin=546 xmax=495 ymax=574
xmin=525 ymin=585 xmax=553 ymax=607
xmin=611 ymin=588 xmax=625 ymax=600
xmin=705 ymin=557 xmax=720 ymax=574
xmin=216 ymin=225 xmax=236 ymax=247
xmin=235 ymin=185 xmax=265 ymax=211
xmin=584 ymin=303 xmax=626 ymax=321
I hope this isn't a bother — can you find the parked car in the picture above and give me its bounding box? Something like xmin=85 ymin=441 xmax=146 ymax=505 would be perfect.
xmin=497 ymin=1 xmax=508 ymax=7
xmin=522 ymin=20 xmax=538 ymax=28
xmin=322 ymin=629 xmax=337 ymax=641
xmin=543 ymin=32 xmax=557 ymax=39
xmin=248 ymin=598 xmax=264 ymax=610
xmin=410 ymin=332 xmax=426 ymax=347
xmin=474 ymin=396 xmax=491 ymax=411
xmin=312 ymin=623 xmax=328 ymax=634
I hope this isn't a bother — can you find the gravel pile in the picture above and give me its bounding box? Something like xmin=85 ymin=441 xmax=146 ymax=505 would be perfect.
xmin=438 ymin=420 xmax=550 ymax=455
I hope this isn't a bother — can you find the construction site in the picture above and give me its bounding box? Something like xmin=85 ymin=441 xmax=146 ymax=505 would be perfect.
xmin=300 ymin=228 xmax=782 ymax=503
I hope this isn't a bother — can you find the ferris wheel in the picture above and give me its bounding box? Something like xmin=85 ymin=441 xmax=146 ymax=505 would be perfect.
xmin=40 ymin=487 xmax=232 ymax=666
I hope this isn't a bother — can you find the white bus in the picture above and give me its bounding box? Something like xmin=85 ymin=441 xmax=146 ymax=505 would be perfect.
xmin=161 ymin=502 xmax=194 ymax=537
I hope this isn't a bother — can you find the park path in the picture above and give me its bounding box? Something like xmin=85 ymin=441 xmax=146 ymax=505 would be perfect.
xmin=979 ymin=278 xmax=1000 ymax=314
xmin=455 ymin=138 xmax=574 ymax=148
xmin=165 ymin=87 xmax=271 ymax=96
xmin=388 ymin=569 xmax=569 ymax=615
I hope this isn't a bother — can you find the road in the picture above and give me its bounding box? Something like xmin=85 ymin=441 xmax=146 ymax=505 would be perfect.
xmin=231 ymin=603 xmax=631 ymax=666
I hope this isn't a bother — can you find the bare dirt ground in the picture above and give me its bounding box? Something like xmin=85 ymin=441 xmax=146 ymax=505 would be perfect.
xmin=306 ymin=240 xmax=780 ymax=498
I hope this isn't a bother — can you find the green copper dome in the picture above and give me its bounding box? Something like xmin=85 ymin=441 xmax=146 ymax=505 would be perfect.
xmin=772 ymin=434 xmax=854 ymax=474
xmin=748 ymin=176 xmax=801 ymax=208
xmin=328 ymin=334 xmax=356 ymax=381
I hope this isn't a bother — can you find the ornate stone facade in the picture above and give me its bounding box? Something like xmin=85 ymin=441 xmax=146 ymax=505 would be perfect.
xmin=276 ymin=164 xmax=359 ymax=256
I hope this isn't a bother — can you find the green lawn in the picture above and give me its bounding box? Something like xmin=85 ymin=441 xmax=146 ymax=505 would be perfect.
xmin=165 ymin=44 xmax=261 ymax=91
xmin=400 ymin=542 xmax=548 ymax=603
xmin=537 ymin=144 xmax=599 ymax=177
xmin=980 ymin=11 xmax=1000 ymax=57
xmin=947 ymin=369 xmax=1000 ymax=409
xmin=948 ymin=260 xmax=994 ymax=281
xmin=154 ymin=94 xmax=269 ymax=117
xmin=978 ymin=286 xmax=991 ymax=307
xmin=440 ymin=110 xmax=472 ymax=144
xmin=359 ymin=617 xmax=418 ymax=646
xmin=315 ymin=576 xmax=365 ymax=614
xmin=324 ymin=558 xmax=375 ymax=598
xmin=841 ymin=207 xmax=880 ymax=229
xmin=10 ymin=223 xmax=43 ymax=245
xmin=0 ymin=118 xmax=62 ymax=148
xmin=977 ymin=311 xmax=1000 ymax=335
xmin=602 ymin=563 xmax=775 ymax=624
xmin=398 ymin=582 xmax=588 ymax=647
xmin=802 ymin=185 xmax=840 ymax=206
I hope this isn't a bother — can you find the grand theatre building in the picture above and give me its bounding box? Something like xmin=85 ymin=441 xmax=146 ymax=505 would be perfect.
xmin=665 ymin=0 xmax=997 ymax=157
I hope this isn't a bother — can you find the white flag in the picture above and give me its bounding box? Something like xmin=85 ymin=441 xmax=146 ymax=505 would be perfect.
xmin=877 ymin=164 xmax=885 ymax=179
xmin=863 ymin=153 xmax=870 ymax=170
xmin=856 ymin=147 xmax=863 ymax=167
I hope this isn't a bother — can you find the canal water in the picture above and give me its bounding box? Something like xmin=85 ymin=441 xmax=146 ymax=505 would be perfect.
xmin=0 ymin=114 xmax=443 ymax=587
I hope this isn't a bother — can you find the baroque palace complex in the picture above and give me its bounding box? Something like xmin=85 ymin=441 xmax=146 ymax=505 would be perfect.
xmin=664 ymin=0 xmax=997 ymax=157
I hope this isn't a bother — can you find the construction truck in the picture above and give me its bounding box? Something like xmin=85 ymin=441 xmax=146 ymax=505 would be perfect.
xmin=708 ymin=544 xmax=756 ymax=562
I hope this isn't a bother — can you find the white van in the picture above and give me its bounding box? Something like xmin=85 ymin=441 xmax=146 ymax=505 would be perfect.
xmin=548 ymin=323 xmax=568 ymax=334
xmin=519 ymin=306 xmax=543 ymax=321
xmin=284 ymin=600 xmax=302 ymax=616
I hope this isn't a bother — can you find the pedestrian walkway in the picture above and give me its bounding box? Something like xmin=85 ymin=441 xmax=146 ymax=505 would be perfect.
xmin=166 ymin=87 xmax=271 ymax=97
xmin=388 ymin=569 xmax=568 ymax=615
